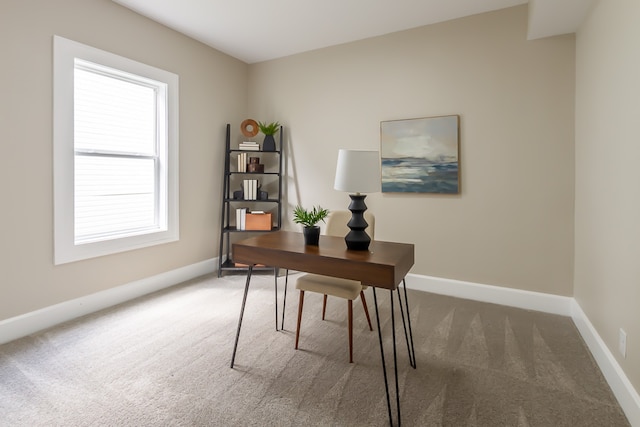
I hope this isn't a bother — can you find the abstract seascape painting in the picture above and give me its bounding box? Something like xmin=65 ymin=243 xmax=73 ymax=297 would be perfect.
xmin=380 ymin=115 xmax=460 ymax=194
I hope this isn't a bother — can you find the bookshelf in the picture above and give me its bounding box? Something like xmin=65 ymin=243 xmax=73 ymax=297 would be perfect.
xmin=217 ymin=123 xmax=283 ymax=276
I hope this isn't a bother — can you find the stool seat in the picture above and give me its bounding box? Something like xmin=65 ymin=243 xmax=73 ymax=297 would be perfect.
xmin=296 ymin=274 xmax=361 ymax=300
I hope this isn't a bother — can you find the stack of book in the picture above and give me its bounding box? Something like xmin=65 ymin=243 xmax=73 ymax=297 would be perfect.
xmin=239 ymin=141 xmax=259 ymax=151
xmin=237 ymin=152 xmax=247 ymax=172
xmin=243 ymin=179 xmax=259 ymax=200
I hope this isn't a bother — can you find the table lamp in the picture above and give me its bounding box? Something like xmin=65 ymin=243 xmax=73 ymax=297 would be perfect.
xmin=334 ymin=149 xmax=381 ymax=251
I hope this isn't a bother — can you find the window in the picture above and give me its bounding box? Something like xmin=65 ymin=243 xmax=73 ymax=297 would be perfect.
xmin=53 ymin=36 xmax=179 ymax=265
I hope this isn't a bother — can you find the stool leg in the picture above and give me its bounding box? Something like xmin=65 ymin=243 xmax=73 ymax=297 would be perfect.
xmin=348 ymin=299 xmax=353 ymax=363
xmin=360 ymin=290 xmax=373 ymax=331
xmin=295 ymin=291 xmax=305 ymax=350
xmin=322 ymin=294 xmax=328 ymax=320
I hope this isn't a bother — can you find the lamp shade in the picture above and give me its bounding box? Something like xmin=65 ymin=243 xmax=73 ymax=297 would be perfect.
xmin=334 ymin=149 xmax=381 ymax=194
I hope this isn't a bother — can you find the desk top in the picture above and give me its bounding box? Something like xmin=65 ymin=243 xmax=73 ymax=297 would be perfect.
xmin=232 ymin=231 xmax=414 ymax=290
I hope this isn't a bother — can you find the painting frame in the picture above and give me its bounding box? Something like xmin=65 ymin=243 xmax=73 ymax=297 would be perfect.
xmin=380 ymin=115 xmax=460 ymax=194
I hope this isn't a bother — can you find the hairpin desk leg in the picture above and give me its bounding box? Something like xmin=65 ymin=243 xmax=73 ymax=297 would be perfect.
xmin=390 ymin=289 xmax=401 ymax=426
xmin=397 ymin=279 xmax=416 ymax=369
xmin=281 ymin=269 xmax=289 ymax=330
xmin=230 ymin=265 xmax=253 ymax=368
xmin=373 ymin=288 xmax=394 ymax=426
xmin=274 ymin=268 xmax=279 ymax=331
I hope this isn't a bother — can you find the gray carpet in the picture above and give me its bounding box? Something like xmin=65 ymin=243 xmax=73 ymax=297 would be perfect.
xmin=0 ymin=273 xmax=630 ymax=426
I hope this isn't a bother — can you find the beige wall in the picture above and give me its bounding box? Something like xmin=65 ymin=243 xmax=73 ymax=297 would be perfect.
xmin=0 ymin=0 xmax=247 ymax=320
xmin=575 ymin=0 xmax=640 ymax=394
xmin=248 ymin=5 xmax=575 ymax=295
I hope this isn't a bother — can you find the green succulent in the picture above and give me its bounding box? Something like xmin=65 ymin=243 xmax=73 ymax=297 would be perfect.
xmin=292 ymin=205 xmax=329 ymax=228
xmin=257 ymin=121 xmax=281 ymax=135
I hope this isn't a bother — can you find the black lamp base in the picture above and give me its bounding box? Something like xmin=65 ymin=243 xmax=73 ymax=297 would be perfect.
xmin=345 ymin=194 xmax=371 ymax=251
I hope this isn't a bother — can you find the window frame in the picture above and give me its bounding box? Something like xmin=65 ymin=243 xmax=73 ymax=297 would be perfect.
xmin=53 ymin=36 xmax=179 ymax=265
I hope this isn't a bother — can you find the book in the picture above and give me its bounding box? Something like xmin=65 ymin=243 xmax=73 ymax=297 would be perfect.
xmin=237 ymin=153 xmax=247 ymax=172
xmin=241 ymin=179 xmax=260 ymax=200
xmin=235 ymin=207 xmax=247 ymax=230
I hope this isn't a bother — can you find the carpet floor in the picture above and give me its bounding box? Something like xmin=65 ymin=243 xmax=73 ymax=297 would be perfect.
xmin=0 ymin=272 xmax=630 ymax=426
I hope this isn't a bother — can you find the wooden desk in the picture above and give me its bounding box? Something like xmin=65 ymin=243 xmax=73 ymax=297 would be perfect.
xmin=233 ymin=231 xmax=414 ymax=289
xmin=230 ymin=231 xmax=415 ymax=426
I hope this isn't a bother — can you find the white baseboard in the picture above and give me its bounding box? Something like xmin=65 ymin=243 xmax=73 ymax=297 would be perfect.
xmin=571 ymin=300 xmax=640 ymax=426
xmin=404 ymin=272 xmax=639 ymax=426
xmin=404 ymin=273 xmax=573 ymax=316
xmin=0 ymin=257 xmax=217 ymax=345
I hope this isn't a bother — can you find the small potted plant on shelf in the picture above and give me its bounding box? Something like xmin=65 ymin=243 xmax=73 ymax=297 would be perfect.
xmin=293 ymin=205 xmax=329 ymax=246
xmin=258 ymin=121 xmax=280 ymax=152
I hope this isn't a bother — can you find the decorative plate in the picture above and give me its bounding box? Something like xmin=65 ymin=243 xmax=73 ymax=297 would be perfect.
xmin=240 ymin=119 xmax=259 ymax=138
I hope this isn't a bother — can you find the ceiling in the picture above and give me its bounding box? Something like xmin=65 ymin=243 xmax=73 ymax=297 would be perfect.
xmin=111 ymin=0 xmax=595 ymax=64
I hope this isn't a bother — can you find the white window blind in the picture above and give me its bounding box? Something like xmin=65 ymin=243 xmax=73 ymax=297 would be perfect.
xmin=73 ymin=61 xmax=166 ymax=244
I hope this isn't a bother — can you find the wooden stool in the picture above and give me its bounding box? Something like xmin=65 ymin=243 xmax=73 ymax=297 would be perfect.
xmin=294 ymin=273 xmax=373 ymax=363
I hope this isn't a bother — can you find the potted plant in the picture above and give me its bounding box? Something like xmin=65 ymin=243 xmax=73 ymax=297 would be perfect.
xmin=293 ymin=205 xmax=329 ymax=246
xmin=258 ymin=121 xmax=280 ymax=151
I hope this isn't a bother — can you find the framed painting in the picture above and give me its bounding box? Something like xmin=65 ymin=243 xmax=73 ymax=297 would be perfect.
xmin=380 ymin=115 xmax=460 ymax=194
